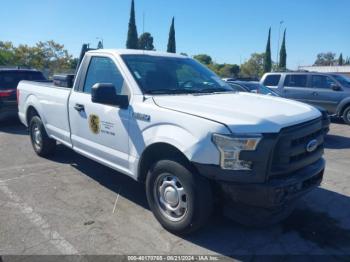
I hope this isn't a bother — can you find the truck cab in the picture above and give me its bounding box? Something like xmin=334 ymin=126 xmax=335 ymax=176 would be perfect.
xmin=18 ymin=49 xmax=325 ymax=234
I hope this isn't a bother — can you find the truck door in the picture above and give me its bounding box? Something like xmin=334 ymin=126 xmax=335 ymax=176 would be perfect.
xmin=308 ymin=74 xmax=343 ymax=114
xmin=68 ymin=55 xmax=131 ymax=173
xmin=281 ymin=74 xmax=312 ymax=103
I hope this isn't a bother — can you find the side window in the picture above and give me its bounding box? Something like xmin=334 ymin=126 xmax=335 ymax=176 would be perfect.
xmin=263 ymin=75 xmax=281 ymax=87
xmin=284 ymin=75 xmax=308 ymax=88
xmin=311 ymin=75 xmax=336 ymax=89
xmin=83 ymin=57 xmax=125 ymax=94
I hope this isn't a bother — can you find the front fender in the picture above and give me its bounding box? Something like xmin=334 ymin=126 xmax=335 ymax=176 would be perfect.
xmin=130 ymin=123 xmax=198 ymax=160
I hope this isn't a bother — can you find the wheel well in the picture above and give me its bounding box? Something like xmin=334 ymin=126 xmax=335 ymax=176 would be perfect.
xmin=26 ymin=106 xmax=39 ymax=125
xmin=137 ymin=143 xmax=192 ymax=183
xmin=340 ymin=103 xmax=350 ymax=116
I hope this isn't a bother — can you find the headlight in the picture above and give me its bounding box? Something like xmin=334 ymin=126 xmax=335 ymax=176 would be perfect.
xmin=212 ymin=133 xmax=262 ymax=170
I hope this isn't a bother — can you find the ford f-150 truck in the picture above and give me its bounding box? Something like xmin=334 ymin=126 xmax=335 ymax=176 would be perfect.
xmin=18 ymin=49 xmax=325 ymax=234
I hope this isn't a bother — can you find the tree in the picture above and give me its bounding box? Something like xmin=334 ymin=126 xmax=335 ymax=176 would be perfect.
xmin=167 ymin=17 xmax=176 ymax=53
xmin=338 ymin=53 xmax=344 ymax=66
xmin=138 ymin=32 xmax=154 ymax=50
xmin=0 ymin=41 xmax=16 ymax=65
xmin=193 ymin=54 xmax=212 ymax=65
xmin=218 ymin=64 xmax=240 ymax=78
xmin=264 ymin=28 xmax=272 ymax=73
xmin=279 ymin=29 xmax=287 ymax=71
xmin=240 ymin=53 xmax=265 ymax=78
xmin=346 ymin=57 xmax=350 ymax=65
xmin=194 ymin=54 xmax=240 ymax=77
xmin=126 ymin=0 xmax=139 ymax=49
xmin=97 ymin=41 xmax=103 ymax=49
xmin=314 ymin=52 xmax=336 ymax=66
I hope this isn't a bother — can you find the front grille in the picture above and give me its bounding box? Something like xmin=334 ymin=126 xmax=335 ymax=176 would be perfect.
xmin=270 ymin=118 xmax=324 ymax=178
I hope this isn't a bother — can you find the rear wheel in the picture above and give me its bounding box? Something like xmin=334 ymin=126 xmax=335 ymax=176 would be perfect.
xmin=342 ymin=106 xmax=350 ymax=125
xmin=29 ymin=116 xmax=56 ymax=157
xmin=146 ymin=158 xmax=213 ymax=234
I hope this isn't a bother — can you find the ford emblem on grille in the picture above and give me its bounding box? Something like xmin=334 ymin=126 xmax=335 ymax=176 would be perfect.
xmin=306 ymin=139 xmax=318 ymax=153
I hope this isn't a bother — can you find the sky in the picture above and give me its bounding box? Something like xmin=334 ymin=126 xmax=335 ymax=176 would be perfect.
xmin=1 ymin=0 xmax=349 ymax=69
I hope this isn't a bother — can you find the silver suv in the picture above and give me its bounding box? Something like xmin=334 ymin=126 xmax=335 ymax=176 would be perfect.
xmin=260 ymin=72 xmax=350 ymax=124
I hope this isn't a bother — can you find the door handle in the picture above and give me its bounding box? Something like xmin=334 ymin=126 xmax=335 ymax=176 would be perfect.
xmin=74 ymin=103 xmax=85 ymax=112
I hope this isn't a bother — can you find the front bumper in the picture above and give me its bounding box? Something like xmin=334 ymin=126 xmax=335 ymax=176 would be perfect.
xmin=194 ymin=158 xmax=325 ymax=208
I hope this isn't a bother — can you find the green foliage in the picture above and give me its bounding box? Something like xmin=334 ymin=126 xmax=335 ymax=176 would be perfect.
xmin=193 ymin=54 xmax=212 ymax=65
xmin=126 ymin=0 xmax=139 ymax=49
xmin=240 ymin=53 xmax=265 ymax=79
xmin=194 ymin=54 xmax=240 ymax=78
xmin=346 ymin=57 xmax=350 ymax=65
xmin=167 ymin=17 xmax=176 ymax=53
xmin=0 ymin=41 xmax=16 ymax=65
xmin=314 ymin=52 xmax=336 ymax=66
xmin=264 ymin=28 xmax=272 ymax=73
xmin=279 ymin=29 xmax=287 ymax=71
xmin=338 ymin=53 xmax=344 ymax=66
xmin=0 ymin=40 xmax=75 ymax=76
xmin=138 ymin=32 xmax=154 ymax=50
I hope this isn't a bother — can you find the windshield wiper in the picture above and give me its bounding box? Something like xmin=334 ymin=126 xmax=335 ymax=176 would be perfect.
xmin=195 ymin=87 xmax=235 ymax=94
xmin=146 ymin=88 xmax=198 ymax=95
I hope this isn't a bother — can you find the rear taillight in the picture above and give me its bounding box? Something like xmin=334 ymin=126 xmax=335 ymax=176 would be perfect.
xmin=0 ymin=89 xmax=14 ymax=97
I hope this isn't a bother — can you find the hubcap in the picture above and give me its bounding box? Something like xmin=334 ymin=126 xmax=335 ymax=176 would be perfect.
xmin=32 ymin=125 xmax=42 ymax=149
xmin=154 ymin=174 xmax=188 ymax=222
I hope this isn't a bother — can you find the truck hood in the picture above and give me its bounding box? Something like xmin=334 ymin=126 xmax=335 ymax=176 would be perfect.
xmin=153 ymin=93 xmax=321 ymax=133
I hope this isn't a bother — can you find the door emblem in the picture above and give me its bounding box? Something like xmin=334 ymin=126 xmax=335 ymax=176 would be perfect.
xmin=89 ymin=114 xmax=101 ymax=134
xmin=306 ymin=139 xmax=318 ymax=153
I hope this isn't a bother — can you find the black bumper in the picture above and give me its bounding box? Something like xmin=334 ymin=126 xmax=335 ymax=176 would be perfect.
xmin=194 ymin=158 xmax=325 ymax=208
xmin=0 ymin=100 xmax=18 ymax=121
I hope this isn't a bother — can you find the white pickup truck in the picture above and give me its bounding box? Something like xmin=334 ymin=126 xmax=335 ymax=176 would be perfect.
xmin=18 ymin=49 xmax=325 ymax=234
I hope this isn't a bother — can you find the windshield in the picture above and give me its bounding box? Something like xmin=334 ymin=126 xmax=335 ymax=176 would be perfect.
xmin=241 ymin=82 xmax=279 ymax=96
xmin=332 ymin=74 xmax=350 ymax=88
xmin=122 ymin=55 xmax=234 ymax=95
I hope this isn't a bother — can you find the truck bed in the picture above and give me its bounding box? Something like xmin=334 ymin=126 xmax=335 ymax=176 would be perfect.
xmin=17 ymin=80 xmax=73 ymax=147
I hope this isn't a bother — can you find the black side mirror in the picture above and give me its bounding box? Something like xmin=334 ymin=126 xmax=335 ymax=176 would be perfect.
xmin=331 ymin=83 xmax=341 ymax=91
xmin=91 ymin=83 xmax=129 ymax=109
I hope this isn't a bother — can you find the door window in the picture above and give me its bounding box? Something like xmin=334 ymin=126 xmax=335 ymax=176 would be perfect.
xmin=311 ymin=75 xmax=336 ymax=89
xmin=284 ymin=75 xmax=308 ymax=88
xmin=83 ymin=57 xmax=126 ymax=94
xmin=263 ymin=74 xmax=281 ymax=86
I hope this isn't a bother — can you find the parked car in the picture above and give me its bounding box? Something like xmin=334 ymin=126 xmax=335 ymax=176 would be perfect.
xmin=225 ymin=80 xmax=330 ymax=134
xmin=260 ymin=72 xmax=350 ymax=124
xmin=18 ymin=49 xmax=325 ymax=234
xmin=0 ymin=68 xmax=46 ymax=121
xmin=226 ymin=80 xmax=279 ymax=96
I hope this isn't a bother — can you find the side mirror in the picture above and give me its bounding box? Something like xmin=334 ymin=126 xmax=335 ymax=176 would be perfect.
xmin=331 ymin=83 xmax=341 ymax=91
xmin=91 ymin=83 xmax=129 ymax=109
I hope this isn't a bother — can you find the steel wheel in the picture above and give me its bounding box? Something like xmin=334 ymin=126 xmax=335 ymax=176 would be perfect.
xmin=153 ymin=174 xmax=188 ymax=222
xmin=31 ymin=123 xmax=42 ymax=151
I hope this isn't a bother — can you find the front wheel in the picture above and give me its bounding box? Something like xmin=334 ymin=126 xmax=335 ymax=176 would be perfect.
xmin=342 ymin=106 xmax=350 ymax=125
xmin=29 ymin=116 xmax=56 ymax=157
xmin=146 ymin=158 xmax=213 ymax=235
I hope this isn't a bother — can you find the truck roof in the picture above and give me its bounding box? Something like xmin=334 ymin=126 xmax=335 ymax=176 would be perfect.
xmin=87 ymin=49 xmax=187 ymax=59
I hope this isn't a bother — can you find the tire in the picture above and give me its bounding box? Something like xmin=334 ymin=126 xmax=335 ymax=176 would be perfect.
xmin=146 ymin=158 xmax=213 ymax=235
xmin=342 ymin=106 xmax=350 ymax=125
xmin=29 ymin=116 xmax=56 ymax=157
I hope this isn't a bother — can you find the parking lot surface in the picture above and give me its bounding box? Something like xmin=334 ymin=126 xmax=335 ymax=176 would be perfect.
xmin=0 ymin=119 xmax=350 ymax=258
